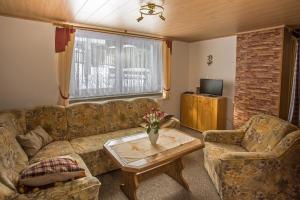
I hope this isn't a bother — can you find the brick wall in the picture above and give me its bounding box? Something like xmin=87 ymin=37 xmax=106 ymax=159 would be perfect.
xmin=234 ymin=27 xmax=284 ymax=128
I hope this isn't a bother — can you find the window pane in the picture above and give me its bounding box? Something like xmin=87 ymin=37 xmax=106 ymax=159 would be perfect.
xmin=70 ymin=30 xmax=163 ymax=99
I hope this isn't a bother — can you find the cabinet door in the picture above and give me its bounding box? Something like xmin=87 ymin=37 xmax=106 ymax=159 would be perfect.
xmin=197 ymin=97 xmax=212 ymax=131
xmin=180 ymin=95 xmax=197 ymax=129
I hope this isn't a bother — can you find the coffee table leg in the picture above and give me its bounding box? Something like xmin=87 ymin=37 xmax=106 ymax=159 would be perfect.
xmin=165 ymin=158 xmax=190 ymax=190
xmin=120 ymin=171 xmax=138 ymax=200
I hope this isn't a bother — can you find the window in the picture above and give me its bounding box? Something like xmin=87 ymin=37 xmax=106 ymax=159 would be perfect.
xmin=70 ymin=30 xmax=163 ymax=99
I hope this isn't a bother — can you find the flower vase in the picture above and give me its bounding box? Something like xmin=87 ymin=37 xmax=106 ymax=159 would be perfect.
xmin=148 ymin=129 xmax=159 ymax=145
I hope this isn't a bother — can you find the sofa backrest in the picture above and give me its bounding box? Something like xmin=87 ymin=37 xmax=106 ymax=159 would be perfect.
xmin=25 ymin=106 xmax=68 ymax=140
xmin=66 ymin=98 xmax=159 ymax=139
xmin=0 ymin=98 xmax=159 ymax=141
xmin=241 ymin=114 xmax=298 ymax=152
xmin=0 ymin=111 xmax=26 ymax=136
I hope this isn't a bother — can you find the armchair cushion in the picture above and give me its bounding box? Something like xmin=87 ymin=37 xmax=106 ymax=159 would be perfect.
xmin=241 ymin=115 xmax=297 ymax=152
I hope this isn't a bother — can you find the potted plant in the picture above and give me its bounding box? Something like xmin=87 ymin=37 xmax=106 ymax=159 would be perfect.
xmin=143 ymin=108 xmax=166 ymax=145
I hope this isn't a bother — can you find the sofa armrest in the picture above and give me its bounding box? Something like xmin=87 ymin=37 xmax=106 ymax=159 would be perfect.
xmin=17 ymin=176 xmax=100 ymax=200
xmin=203 ymin=130 xmax=245 ymax=145
xmin=160 ymin=117 xmax=180 ymax=129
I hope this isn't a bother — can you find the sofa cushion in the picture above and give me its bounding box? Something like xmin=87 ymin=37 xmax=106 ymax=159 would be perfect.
xmin=241 ymin=115 xmax=298 ymax=152
xmin=70 ymin=127 xmax=144 ymax=175
xmin=203 ymin=142 xmax=247 ymax=194
xmin=0 ymin=127 xmax=28 ymax=191
xmin=29 ymin=141 xmax=75 ymax=164
xmin=25 ymin=106 xmax=68 ymax=141
xmin=66 ymin=98 xmax=158 ymax=139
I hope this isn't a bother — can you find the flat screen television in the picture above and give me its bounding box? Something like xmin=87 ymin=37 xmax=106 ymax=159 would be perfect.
xmin=199 ymin=79 xmax=223 ymax=96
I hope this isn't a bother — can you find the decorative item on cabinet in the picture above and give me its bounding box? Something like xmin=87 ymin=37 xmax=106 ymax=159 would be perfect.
xmin=207 ymin=55 xmax=213 ymax=65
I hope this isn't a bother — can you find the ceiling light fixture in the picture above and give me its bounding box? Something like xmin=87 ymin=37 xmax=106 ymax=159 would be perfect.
xmin=137 ymin=0 xmax=166 ymax=22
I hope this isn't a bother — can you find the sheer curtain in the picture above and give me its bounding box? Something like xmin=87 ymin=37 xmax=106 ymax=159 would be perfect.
xmin=70 ymin=30 xmax=163 ymax=99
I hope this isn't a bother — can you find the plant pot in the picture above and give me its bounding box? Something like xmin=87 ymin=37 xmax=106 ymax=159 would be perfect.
xmin=148 ymin=129 xmax=159 ymax=145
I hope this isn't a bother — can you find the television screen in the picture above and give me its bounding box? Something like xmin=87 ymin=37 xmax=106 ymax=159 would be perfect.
xmin=199 ymin=79 xmax=223 ymax=96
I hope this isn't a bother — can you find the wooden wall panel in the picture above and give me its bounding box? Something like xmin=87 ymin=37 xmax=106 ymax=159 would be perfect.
xmin=1 ymin=0 xmax=300 ymax=41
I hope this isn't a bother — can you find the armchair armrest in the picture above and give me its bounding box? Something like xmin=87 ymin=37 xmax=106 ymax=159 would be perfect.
xmin=203 ymin=130 xmax=245 ymax=145
xmin=272 ymin=130 xmax=300 ymax=157
xmin=220 ymin=151 xmax=276 ymax=161
xmin=218 ymin=151 xmax=282 ymax=200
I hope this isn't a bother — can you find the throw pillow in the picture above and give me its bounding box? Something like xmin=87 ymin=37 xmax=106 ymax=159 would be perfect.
xmin=16 ymin=126 xmax=53 ymax=157
xmin=19 ymin=157 xmax=86 ymax=187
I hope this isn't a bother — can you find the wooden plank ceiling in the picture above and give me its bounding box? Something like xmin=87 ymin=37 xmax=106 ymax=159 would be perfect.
xmin=0 ymin=0 xmax=300 ymax=42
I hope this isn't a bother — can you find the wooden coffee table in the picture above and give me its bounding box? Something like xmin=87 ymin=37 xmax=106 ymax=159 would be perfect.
xmin=104 ymin=128 xmax=204 ymax=200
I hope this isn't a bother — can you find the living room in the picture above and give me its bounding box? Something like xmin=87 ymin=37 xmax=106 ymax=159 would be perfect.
xmin=0 ymin=1 xmax=299 ymax=200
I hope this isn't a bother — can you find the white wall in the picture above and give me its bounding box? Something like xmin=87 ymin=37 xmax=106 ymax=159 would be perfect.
xmin=0 ymin=16 xmax=58 ymax=110
xmin=0 ymin=16 xmax=236 ymax=127
xmin=188 ymin=36 xmax=237 ymax=128
xmin=159 ymin=41 xmax=189 ymax=118
xmin=0 ymin=16 xmax=190 ymax=117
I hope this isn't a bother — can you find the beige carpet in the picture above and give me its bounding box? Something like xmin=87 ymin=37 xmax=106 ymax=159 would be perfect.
xmin=98 ymin=128 xmax=220 ymax=200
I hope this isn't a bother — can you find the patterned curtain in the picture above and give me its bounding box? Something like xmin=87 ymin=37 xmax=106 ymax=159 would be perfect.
xmin=162 ymin=40 xmax=172 ymax=99
xmin=55 ymin=27 xmax=76 ymax=106
xmin=288 ymin=38 xmax=300 ymax=126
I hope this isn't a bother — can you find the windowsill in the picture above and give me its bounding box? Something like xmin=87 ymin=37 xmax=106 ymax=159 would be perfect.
xmin=69 ymin=93 xmax=163 ymax=104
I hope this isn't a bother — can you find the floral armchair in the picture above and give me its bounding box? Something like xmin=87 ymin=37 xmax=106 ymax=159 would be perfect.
xmin=203 ymin=114 xmax=300 ymax=200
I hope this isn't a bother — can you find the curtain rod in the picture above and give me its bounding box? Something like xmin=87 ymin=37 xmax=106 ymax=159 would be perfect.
xmin=53 ymin=22 xmax=167 ymax=41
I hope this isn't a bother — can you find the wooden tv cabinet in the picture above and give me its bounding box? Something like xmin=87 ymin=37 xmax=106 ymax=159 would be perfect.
xmin=180 ymin=93 xmax=227 ymax=132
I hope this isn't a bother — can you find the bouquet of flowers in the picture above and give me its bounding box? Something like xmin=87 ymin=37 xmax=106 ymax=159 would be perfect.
xmin=143 ymin=108 xmax=166 ymax=134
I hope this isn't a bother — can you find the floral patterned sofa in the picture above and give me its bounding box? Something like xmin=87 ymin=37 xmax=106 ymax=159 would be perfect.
xmin=0 ymin=98 xmax=180 ymax=200
xmin=203 ymin=114 xmax=300 ymax=200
